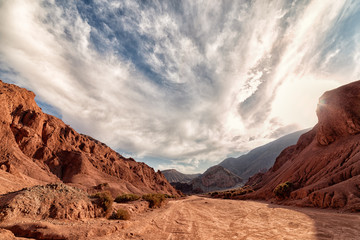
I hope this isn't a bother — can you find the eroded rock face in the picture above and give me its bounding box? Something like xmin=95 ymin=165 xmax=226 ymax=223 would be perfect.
xmin=0 ymin=183 xmax=97 ymax=221
xmin=0 ymin=228 xmax=16 ymax=240
xmin=0 ymin=80 xmax=178 ymax=196
xmin=244 ymin=81 xmax=360 ymax=211
xmin=316 ymin=82 xmax=360 ymax=145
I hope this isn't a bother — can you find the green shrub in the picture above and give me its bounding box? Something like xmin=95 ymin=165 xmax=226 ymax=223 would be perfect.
xmin=110 ymin=209 xmax=130 ymax=220
xmin=142 ymin=194 xmax=166 ymax=208
xmin=91 ymin=191 xmax=113 ymax=216
xmin=273 ymin=181 xmax=293 ymax=199
xmin=115 ymin=194 xmax=140 ymax=203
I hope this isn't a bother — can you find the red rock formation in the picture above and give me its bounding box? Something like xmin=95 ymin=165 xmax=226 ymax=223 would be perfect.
xmin=0 ymin=80 xmax=178 ymax=196
xmin=0 ymin=183 xmax=99 ymax=221
xmin=244 ymin=81 xmax=360 ymax=211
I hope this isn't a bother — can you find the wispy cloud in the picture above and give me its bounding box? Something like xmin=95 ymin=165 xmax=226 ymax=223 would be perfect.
xmin=0 ymin=0 xmax=359 ymax=173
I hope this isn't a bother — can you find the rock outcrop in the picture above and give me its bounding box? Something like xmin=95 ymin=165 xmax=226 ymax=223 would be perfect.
xmin=219 ymin=129 xmax=308 ymax=181
xmin=161 ymin=169 xmax=200 ymax=183
xmin=0 ymin=228 xmax=16 ymax=240
xmin=0 ymin=183 xmax=99 ymax=221
xmin=0 ymin=80 xmax=178 ymax=196
xmin=244 ymin=81 xmax=360 ymax=211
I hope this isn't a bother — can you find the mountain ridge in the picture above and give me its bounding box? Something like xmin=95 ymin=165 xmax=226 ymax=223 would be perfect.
xmin=219 ymin=129 xmax=309 ymax=181
xmin=0 ymin=80 xmax=178 ymax=196
xmin=161 ymin=169 xmax=200 ymax=183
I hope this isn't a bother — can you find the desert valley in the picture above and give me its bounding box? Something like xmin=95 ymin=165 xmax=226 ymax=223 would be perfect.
xmin=1 ymin=1 xmax=360 ymax=239
xmin=0 ymin=80 xmax=359 ymax=239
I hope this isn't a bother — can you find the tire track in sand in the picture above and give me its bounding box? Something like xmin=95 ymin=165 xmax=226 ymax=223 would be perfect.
xmin=98 ymin=196 xmax=360 ymax=240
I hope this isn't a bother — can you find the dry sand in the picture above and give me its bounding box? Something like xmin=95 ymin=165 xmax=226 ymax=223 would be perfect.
xmin=2 ymin=196 xmax=359 ymax=239
xmin=98 ymin=196 xmax=360 ymax=240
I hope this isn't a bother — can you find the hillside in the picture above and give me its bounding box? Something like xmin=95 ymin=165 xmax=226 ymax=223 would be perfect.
xmin=161 ymin=169 xmax=200 ymax=183
xmin=219 ymin=129 xmax=308 ymax=180
xmin=0 ymin=80 xmax=178 ymax=196
xmin=243 ymin=80 xmax=360 ymax=211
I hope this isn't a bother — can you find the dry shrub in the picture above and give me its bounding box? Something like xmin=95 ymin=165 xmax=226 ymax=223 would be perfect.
xmin=164 ymin=194 xmax=177 ymax=199
xmin=115 ymin=194 xmax=140 ymax=203
xmin=209 ymin=186 xmax=255 ymax=199
xmin=110 ymin=209 xmax=130 ymax=220
xmin=224 ymin=192 xmax=232 ymax=199
xmin=142 ymin=194 xmax=166 ymax=208
xmin=210 ymin=191 xmax=219 ymax=197
xmin=273 ymin=181 xmax=293 ymax=199
xmin=91 ymin=191 xmax=113 ymax=216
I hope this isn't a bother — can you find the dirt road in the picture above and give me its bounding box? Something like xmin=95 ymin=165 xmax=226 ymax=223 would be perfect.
xmin=98 ymin=196 xmax=360 ymax=240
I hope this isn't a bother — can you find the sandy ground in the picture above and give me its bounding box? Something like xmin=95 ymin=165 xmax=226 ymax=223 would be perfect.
xmin=2 ymin=196 xmax=359 ymax=239
xmin=97 ymin=196 xmax=360 ymax=240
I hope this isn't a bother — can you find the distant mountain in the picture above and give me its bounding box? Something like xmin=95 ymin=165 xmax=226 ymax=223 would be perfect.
xmin=243 ymin=80 xmax=360 ymax=211
xmin=190 ymin=166 xmax=242 ymax=193
xmin=161 ymin=169 xmax=200 ymax=183
xmin=219 ymin=129 xmax=309 ymax=181
xmin=168 ymin=130 xmax=307 ymax=194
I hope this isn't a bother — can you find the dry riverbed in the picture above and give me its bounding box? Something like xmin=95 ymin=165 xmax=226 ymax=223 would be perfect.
xmin=1 ymin=196 xmax=359 ymax=239
xmin=98 ymin=195 xmax=360 ymax=240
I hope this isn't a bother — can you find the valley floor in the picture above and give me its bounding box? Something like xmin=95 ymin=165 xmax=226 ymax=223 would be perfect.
xmin=99 ymin=196 xmax=360 ymax=240
xmin=2 ymin=196 xmax=359 ymax=239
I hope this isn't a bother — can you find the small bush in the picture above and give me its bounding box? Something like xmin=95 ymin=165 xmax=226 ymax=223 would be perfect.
xmin=209 ymin=187 xmax=255 ymax=199
xmin=235 ymin=188 xmax=254 ymax=196
xmin=164 ymin=194 xmax=176 ymax=199
xmin=110 ymin=209 xmax=130 ymax=220
xmin=210 ymin=192 xmax=218 ymax=197
xmin=91 ymin=191 xmax=113 ymax=216
xmin=142 ymin=194 xmax=166 ymax=208
xmin=115 ymin=194 xmax=140 ymax=203
xmin=273 ymin=181 xmax=293 ymax=199
xmin=224 ymin=192 xmax=232 ymax=199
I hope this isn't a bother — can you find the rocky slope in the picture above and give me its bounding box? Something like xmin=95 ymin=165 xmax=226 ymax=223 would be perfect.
xmin=0 ymin=183 xmax=100 ymax=222
xmin=0 ymin=80 xmax=178 ymax=196
xmin=243 ymin=81 xmax=360 ymax=211
xmin=191 ymin=166 xmax=242 ymax=193
xmin=219 ymin=129 xmax=308 ymax=181
xmin=161 ymin=169 xmax=200 ymax=183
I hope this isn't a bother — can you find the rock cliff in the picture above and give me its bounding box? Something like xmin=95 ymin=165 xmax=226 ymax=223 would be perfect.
xmin=0 ymin=80 xmax=178 ymax=196
xmin=244 ymin=81 xmax=360 ymax=211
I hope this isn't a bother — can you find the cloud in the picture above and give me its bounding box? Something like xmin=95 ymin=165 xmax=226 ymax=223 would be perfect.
xmin=0 ymin=0 xmax=359 ymax=173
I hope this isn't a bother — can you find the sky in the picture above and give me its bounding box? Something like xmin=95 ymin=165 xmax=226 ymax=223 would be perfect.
xmin=0 ymin=0 xmax=359 ymax=174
